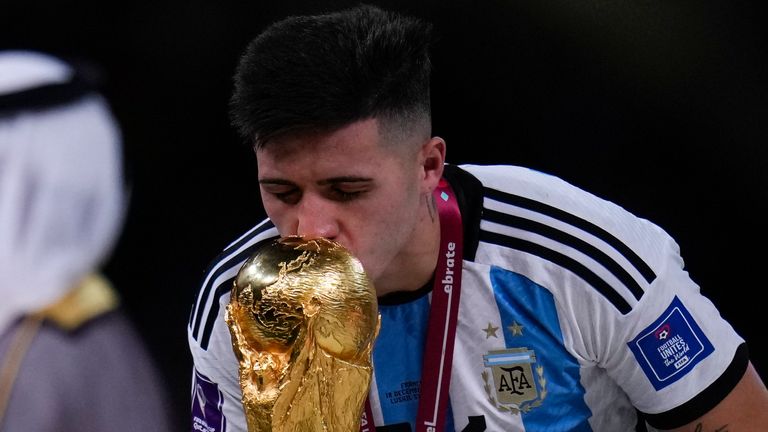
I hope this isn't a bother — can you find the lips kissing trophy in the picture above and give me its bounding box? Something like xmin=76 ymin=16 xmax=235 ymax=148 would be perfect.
xmin=225 ymin=236 xmax=380 ymax=432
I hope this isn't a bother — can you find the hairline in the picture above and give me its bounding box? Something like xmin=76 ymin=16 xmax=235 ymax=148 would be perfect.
xmin=254 ymin=112 xmax=432 ymax=153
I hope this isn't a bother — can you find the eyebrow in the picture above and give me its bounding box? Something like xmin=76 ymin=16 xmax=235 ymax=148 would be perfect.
xmin=258 ymin=178 xmax=294 ymax=186
xmin=317 ymin=176 xmax=372 ymax=185
xmin=258 ymin=176 xmax=372 ymax=186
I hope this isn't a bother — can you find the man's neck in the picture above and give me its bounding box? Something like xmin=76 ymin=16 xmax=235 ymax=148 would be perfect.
xmin=374 ymin=195 xmax=441 ymax=298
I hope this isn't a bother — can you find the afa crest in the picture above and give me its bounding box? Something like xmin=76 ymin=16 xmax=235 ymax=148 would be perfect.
xmin=481 ymin=348 xmax=547 ymax=414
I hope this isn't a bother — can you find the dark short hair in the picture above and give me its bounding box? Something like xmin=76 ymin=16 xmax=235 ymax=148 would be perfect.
xmin=229 ymin=4 xmax=433 ymax=148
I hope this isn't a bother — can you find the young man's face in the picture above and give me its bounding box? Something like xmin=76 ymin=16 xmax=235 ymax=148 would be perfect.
xmin=256 ymin=118 xmax=437 ymax=287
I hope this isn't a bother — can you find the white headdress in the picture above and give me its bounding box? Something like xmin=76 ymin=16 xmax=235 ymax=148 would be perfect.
xmin=0 ymin=51 xmax=127 ymax=332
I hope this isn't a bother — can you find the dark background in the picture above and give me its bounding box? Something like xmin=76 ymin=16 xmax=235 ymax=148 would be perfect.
xmin=3 ymin=1 xmax=767 ymax=430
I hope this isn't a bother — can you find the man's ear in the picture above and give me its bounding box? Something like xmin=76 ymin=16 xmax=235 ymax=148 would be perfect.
xmin=419 ymin=136 xmax=446 ymax=194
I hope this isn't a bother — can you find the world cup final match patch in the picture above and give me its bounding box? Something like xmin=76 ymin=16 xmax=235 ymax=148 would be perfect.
xmin=628 ymin=296 xmax=714 ymax=391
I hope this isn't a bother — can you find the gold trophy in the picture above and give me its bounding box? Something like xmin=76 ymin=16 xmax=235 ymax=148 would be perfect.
xmin=225 ymin=236 xmax=380 ymax=432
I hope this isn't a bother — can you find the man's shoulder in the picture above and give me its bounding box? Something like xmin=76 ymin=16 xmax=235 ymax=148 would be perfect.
xmin=458 ymin=163 xmax=677 ymax=313
xmin=188 ymin=218 xmax=278 ymax=351
xmin=457 ymin=163 xmax=594 ymax=201
xmin=457 ymin=163 xmax=663 ymax=234
xmin=200 ymin=219 xmax=279 ymax=290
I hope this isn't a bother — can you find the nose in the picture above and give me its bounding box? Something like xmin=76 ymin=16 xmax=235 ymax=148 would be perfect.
xmin=294 ymin=195 xmax=340 ymax=240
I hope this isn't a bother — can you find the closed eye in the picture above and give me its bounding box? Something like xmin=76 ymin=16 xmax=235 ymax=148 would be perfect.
xmin=324 ymin=178 xmax=372 ymax=202
xmin=330 ymin=188 xmax=364 ymax=201
xmin=259 ymin=180 xmax=301 ymax=204
xmin=273 ymin=190 xmax=300 ymax=202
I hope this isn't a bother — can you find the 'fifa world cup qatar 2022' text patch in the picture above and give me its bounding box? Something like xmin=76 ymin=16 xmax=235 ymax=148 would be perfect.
xmin=628 ymin=296 xmax=714 ymax=391
xmin=192 ymin=369 xmax=227 ymax=432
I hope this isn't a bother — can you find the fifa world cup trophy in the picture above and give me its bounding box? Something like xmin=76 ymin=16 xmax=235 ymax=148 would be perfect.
xmin=225 ymin=236 xmax=380 ymax=432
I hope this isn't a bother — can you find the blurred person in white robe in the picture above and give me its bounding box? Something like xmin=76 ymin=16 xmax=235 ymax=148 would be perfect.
xmin=0 ymin=50 xmax=176 ymax=432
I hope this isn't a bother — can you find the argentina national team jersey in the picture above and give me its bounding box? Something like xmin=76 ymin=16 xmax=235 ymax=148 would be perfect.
xmin=187 ymin=164 xmax=748 ymax=432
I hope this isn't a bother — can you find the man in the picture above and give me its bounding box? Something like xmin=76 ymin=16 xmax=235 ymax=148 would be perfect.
xmin=188 ymin=5 xmax=768 ymax=431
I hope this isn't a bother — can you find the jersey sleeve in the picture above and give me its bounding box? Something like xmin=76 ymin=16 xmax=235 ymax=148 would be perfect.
xmin=187 ymin=220 xmax=279 ymax=432
xmin=189 ymin=293 xmax=247 ymax=432
xmin=594 ymin=222 xmax=747 ymax=429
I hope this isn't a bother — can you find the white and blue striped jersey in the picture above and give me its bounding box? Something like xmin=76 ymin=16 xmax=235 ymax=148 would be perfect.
xmin=188 ymin=164 xmax=747 ymax=432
